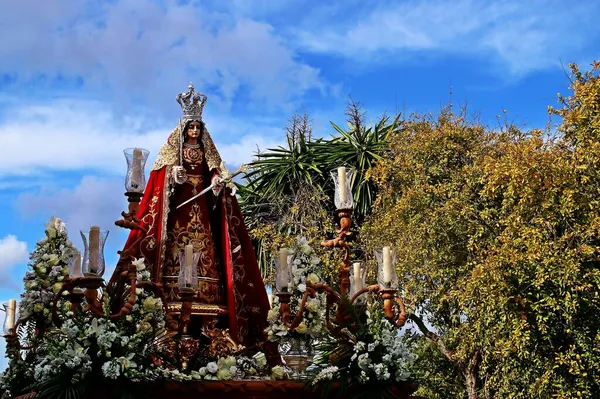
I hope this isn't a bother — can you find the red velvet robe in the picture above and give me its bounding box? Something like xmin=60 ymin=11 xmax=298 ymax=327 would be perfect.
xmin=111 ymin=146 xmax=270 ymax=348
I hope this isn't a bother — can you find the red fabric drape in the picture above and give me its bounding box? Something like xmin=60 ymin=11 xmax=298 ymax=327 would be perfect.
xmin=110 ymin=166 xmax=269 ymax=347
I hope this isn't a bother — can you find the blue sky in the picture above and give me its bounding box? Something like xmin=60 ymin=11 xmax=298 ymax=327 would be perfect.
xmin=0 ymin=0 xmax=599 ymax=368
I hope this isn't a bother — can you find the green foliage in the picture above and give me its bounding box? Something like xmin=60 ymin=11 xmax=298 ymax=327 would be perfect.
xmin=240 ymin=102 xmax=398 ymax=282
xmin=362 ymin=61 xmax=600 ymax=398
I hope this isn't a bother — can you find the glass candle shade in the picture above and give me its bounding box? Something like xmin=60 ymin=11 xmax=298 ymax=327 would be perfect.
xmin=331 ymin=167 xmax=354 ymax=210
xmin=124 ymin=148 xmax=150 ymax=193
xmin=2 ymin=299 xmax=17 ymax=335
xmin=275 ymin=249 xmax=292 ymax=292
xmin=374 ymin=247 xmax=398 ymax=289
xmin=178 ymin=245 xmax=199 ymax=291
xmin=67 ymin=248 xmax=83 ymax=278
xmin=80 ymin=227 xmax=109 ymax=277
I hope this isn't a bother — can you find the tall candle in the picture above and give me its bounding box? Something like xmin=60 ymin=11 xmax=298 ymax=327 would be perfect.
xmin=5 ymin=299 xmax=16 ymax=332
xmin=338 ymin=167 xmax=347 ymax=203
xmin=131 ymin=148 xmax=143 ymax=189
xmin=185 ymin=244 xmax=194 ymax=285
xmin=353 ymin=262 xmax=363 ymax=291
xmin=278 ymin=249 xmax=289 ymax=272
xmin=89 ymin=226 xmax=100 ymax=274
xmin=383 ymin=246 xmax=393 ymax=284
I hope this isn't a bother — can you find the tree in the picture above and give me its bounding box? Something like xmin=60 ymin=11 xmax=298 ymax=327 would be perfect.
xmin=362 ymin=61 xmax=600 ymax=398
xmin=362 ymin=106 xmax=494 ymax=398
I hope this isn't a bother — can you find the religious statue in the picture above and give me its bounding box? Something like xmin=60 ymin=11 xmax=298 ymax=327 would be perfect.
xmin=109 ymin=84 xmax=270 ymax=348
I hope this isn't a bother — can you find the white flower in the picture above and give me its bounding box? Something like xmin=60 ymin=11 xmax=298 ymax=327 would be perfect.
xmin=252 ymin=352 xmax=267 ymax=368
xmin=142 ymin=297 xmax=161 ymax=313
xmin=397 ymin=371 xmax=411 ymax=381
xmin=198 ymin=367 xmax=207 ymax=376
xmin=295 ymin=321 xmax=308 ymax=334
xmin=306 ymin=298 xmax=320 ymax=313
xmin=357 ymin=353 xmax=371 ymax=370
xmin=132 ymin=257 xmax=146 ymax=271
xmin=267 ymin=308 xmax=279 ymax=323
xmin=225 ymin=356 xmax=237 ymax=367
xmin=54 ymin=218 xmax=66 ymax=233
xmin=306 ymin=273 xmax=319 ymax=284
xmin=206 ymin=362 xmax=218 ymax=374
xmin=102 ymin=360 xmax=120 ymax=379
xmin=312 ymin=366 xmax=339 ymax=385
xmin=216 ymin=368 xmax=232 ymax=380
xmin=271 ymin=365 xmax=286 ymax=380
xmin=297 ymin=283 xmax=306 ymax=293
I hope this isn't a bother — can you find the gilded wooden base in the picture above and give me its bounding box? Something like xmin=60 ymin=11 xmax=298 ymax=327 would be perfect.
xmin=14 ymin=380 xmax=420 ymax=399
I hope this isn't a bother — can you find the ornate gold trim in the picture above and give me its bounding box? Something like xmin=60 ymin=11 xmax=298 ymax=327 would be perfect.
xmin=168 ymin=302 xmax=228 ymax=316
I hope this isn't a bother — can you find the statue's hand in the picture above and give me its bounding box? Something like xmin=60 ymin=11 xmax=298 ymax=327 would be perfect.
xmin=173 ymin=166 xmax=187 ymax=184
xmin=211 ymin=175 xmax=224 ymax=196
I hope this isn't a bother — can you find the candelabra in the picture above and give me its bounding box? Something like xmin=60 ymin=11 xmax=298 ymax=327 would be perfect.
xmin=276 ymin=167 xmax=407 ymax=332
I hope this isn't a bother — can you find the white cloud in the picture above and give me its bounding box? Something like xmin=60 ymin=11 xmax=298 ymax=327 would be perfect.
xmin=293 ymin=0 xmax=600 ymax=75
xmin=0 ymin=100 xmax=287 ymax=178
xmin=14 ymin=175 xmax=127 ymax=280
xmin=0 ymin=235 xmax=28 ymax=274
xmin=15 ymin=176 xmax=125 ymax=235
xmin=0 ymin=0 xmax=326 ymax=111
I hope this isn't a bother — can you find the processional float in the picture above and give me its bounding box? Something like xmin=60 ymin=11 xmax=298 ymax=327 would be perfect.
xmin=1 ymin=84 xmax=418 ymax=399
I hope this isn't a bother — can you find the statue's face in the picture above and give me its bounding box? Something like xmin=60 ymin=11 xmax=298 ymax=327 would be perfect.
xmin=187 ymin=121 xmax=202 ymax=139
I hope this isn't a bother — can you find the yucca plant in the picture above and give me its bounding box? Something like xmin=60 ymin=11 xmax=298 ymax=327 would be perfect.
xmin=239 ymin=104 xmax=399 ymax=276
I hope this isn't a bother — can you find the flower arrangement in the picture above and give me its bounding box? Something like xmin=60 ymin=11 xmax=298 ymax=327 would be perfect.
xmin=19 ymin=217 xmax=76 ymax=329
xmin=310 ymin=300 xmax=412 ymax=395
xmin=146 ymin=351 xmax=273 ymax=382
xmin=265 ymin=236 xmax=328 ymax=341
xmin=1 ymin=220 xmax=279 ymax=399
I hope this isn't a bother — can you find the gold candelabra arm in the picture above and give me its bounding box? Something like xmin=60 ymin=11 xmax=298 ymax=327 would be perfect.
xmin=178 ymin=288 xmax=196 ymax=335
xmin=276 ymin=289 xmax=315 ymax=330
xmin=321 ymin=209 xmax=353 ymax=298
xmin=115 ymin=191 xmax=143 ymax=226
xmin=108 ymin=277 xmax=138 ymax=320
xmin=379 ymin=288 xmax=408 ymax=328
xmin=81 ymin=277 xmax=105 ymax=317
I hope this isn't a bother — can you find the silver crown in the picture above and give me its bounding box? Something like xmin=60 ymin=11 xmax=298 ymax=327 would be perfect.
xmin=176 ymin=83 xmax=207 ymax=122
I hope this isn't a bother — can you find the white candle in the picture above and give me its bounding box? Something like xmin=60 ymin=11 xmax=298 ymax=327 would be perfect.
xmin=185 ymin=244 xmax=194 ymax=285
xmin=131 ymin=148 xmax=143 ymax=189
xmin=353 ymin=262 xmax=363 ymax=291
xmin=89 ymin=226 xmax=100 ymax=274
xmin=383 ymin=246 xmax=393 ymax=284
xmin=278 ymin=248 xmax=289 ymax=271
xmin=5 ymin=299 xmax=16 ymax=332
xmin=338 ymin=167 xmax=347 ymax=203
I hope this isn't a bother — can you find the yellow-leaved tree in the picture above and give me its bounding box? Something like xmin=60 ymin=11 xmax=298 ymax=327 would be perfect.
xmin=363 ymin=61 xmax=600 ymax=399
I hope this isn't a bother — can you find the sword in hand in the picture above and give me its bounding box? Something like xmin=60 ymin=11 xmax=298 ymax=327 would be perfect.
xmin=176 ymin=164 xmax=248 ymax=210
